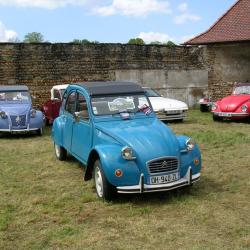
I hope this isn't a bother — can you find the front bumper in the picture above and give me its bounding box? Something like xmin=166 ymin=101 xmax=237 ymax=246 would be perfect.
xmin=117 ymin=167 xmax=200 ymax=194
xmin=155 ymin=110 xmax=187 ymax=121
xmin=0 ymin=127 xmax=40 ymax=133
xmin=213 ymin=112 xmax=249 ymax=118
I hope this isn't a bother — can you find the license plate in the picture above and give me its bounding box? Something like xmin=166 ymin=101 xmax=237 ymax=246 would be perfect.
xmin=218 ymin=112 xmax=231 ymax=117
xmin=150 ymin=172 xmax=179 ymax=185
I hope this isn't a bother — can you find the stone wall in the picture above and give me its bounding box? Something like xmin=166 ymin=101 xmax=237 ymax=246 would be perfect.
xmin=0 ymin=43 xmax=208 ymax=107
xmin=204 ymin=42 xmax=250 ymax=101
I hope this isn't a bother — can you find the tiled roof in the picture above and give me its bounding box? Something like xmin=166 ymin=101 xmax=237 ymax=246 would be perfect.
xmin=185 ymin=0 xmax=250 ymax=45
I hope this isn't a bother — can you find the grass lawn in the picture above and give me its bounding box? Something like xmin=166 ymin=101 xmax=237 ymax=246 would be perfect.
xmin=0 ymin=110 xmax=249 ymax=250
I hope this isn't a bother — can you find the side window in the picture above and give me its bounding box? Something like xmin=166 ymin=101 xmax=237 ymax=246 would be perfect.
xmin=54 ymin=89 xmax=61 ymax=100
xmin=76 ymin=93 xmax=89 ymax=121
xmin=65 ymin=92 xmax=76 ymax=114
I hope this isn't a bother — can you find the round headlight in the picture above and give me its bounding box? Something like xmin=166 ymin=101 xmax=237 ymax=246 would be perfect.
xmin=211 ymin=103 xmax=217 ymax=111
xmin=30 ymin=109 xmax=36 ymax=118
xmin=241 ymin=104 xmax=248 ymax=113
xmin=121 ymin=146 xmax=136 ymax=160
xmin=0 ymin=111 xmax=7 ymax=119
xmin=186 ymin=138 xmax=195 ymax=151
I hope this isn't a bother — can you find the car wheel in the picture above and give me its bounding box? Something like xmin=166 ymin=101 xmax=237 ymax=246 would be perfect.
xmin=213 ymin=114 xmax=222 ymax=121
xmin=54 ymin=143 xmax=67 ymax=161
xmin=36 ymin=127 xmax=43 ymax=136
xmin=93 ymin=160 xmax=115 ymax=201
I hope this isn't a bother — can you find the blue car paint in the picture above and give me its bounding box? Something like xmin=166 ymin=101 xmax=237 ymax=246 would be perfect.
xmin=52 ymin=83 xmax=202 ymax=193
xmin=0 ymin=94 xmax=44 ymax=133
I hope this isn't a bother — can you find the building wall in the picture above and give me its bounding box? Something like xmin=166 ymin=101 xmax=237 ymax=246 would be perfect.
xmin=0 ymin=43 xmax=208 ymax=107
xmin=205 ymin=42 xmax=250 ymax=100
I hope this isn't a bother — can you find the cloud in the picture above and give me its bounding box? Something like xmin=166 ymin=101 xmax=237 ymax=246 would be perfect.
xmin=93 ymin=0 xmax=171 ymax=17
xmin=138 ymin=32 xmax=173 ymax=43
xmin=0 ymin=22 xmax=17 ymax=42
xmin=0 ymin=0 xmax=89 ymax=9
xmin=174 ymin=2 xmax=201 ymax=24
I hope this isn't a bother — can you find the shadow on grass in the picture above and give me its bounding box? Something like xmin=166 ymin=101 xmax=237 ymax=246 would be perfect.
xmin=113 ymin=175 xmax=223 ymax=205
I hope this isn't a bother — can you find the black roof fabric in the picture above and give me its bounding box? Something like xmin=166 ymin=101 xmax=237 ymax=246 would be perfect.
xmin=0 ymin=85 xmax=29 ymax=91
xmin=76 ymin=81 xmax=144 ymax=96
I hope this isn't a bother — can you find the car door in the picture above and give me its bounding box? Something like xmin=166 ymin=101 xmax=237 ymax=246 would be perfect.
xmin=71 ymin=91 xmax=92 ymax=163
xmin=62 ymin=91 xmax=76 ymax=151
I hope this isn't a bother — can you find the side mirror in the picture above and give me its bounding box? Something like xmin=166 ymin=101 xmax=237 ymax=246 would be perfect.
xmin=73 ymin=112 xmax=80 ymax=123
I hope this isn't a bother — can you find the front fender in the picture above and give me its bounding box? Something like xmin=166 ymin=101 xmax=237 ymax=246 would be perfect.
xmin=176 ymin=135 xmax=202 ymax=176
xmin=52 ymin=117 xmax=64 ymax=146
xmin=29 ymin=110 xmax=44 ymax=129
xmin=90 ymin=144 xmax=141 ymax=187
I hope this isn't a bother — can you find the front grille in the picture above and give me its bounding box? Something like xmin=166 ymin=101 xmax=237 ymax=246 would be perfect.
xmin=147 ymin=157 xmax=179 ymax=174
xmin=10 ymin=115 xmax=27 ymax=128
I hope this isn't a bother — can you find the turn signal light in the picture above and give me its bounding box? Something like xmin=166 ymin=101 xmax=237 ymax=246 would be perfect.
xmin=194 ymin=158 xmax=200 ymax=166
xmin=115 ymin=169 xmax=123 ymax=177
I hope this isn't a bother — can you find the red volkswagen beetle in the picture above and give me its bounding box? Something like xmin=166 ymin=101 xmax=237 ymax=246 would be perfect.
xmin=40 ymin=84 xmax=68 ymax=125
xmin=211 ymin=83 xmax=250 ymax=121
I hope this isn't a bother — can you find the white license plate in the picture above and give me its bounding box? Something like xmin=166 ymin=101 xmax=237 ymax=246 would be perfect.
xmin=218 ymin=113 xmax=231 ymax=117
xmin=150 ymin=172 xmax=179 ymax=185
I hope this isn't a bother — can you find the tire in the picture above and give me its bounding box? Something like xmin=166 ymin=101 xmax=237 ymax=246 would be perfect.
xmin=200 ymin=104 xmax=209 ymax=112
xmin=54 ymin=143 xmax=67 ymax=161
xmin=213 ymin=114 xmax=222 ymax=122
xmin=93 ymin=160 xmax=115 ymax=201
xmin=36 ymin=127 xmax=43 ymax=136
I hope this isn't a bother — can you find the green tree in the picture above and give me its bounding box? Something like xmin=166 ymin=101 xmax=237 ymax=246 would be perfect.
xmin=71 ymin=39 xmax=91 ymax=44
xmin=165 ymin=41 xmax=176 ymax=46
xmin=150 ymin=41 xmax=162 ymax=45
xmin=128 ymin=38 xmax=145 ymax=45
xmin=23 ymin=32 xmax=45 ymax=43
xmin=8 ymin=37 xmax=20 ymax=43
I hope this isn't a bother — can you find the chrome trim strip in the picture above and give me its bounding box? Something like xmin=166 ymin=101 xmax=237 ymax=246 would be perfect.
xmin=0 ymin=128 xmax=39 ymax=132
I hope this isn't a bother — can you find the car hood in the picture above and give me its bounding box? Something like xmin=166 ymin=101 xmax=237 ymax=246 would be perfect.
xmin=95 ymin=118 xmax=180 ymax=161
xmin=218 ymin=95 xmax=250 ymax=112
xmin=149 ymin=97 xmax=188 ymax=111
xmin=0 ymin=103 xmax=31 ymax=115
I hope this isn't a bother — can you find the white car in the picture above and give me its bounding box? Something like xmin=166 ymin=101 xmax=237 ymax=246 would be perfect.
xmin=143 ymin=87 xmax=188 ymax=121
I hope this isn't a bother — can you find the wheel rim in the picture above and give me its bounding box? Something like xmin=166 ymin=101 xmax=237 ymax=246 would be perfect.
xmin=94 ymin=165 xmax=103 ymax=198
xmin=54 ymin=144 xmax=60 ymax=158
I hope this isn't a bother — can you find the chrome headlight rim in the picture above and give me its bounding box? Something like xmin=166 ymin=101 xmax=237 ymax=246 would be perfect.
xmin=0 ymin=111 xmax=7 ymax=119
xmin=30 ymin=109 xmax=37 ymax=118
xmin=241 ymin=104 xmax=248 ymax=113
xmin=186 ymin=138 xmax=196 ymax=151
xmin=211 ymin=103 xmax=217 ymax=111
xmin=121 ymin=146 xmax=136 ymax=160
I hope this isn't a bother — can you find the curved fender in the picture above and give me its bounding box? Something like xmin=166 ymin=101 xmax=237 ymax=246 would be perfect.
xmin=87 ymin=144 xmax=140 ymax=187
xmin=29 ymin=110 xmax=44 ymax=129
xmin=176 ymin=135 xmax=202 ymax=176
xmin=51 ymin=117 xmax=64 ymax=146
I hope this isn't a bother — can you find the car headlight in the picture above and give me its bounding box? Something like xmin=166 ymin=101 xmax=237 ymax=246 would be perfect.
xmin=186 ymin=138 xmax=196 ymax=151
xmin=30 ymin=109 xmax=37 ymax=118
xmin=241 ymin=104 xmax=248 ymax=113
xmin=0 ymin=111 xmax=7 ymax=119
xmin=211 ymin=103 xmax=217 ymax=111
xmin=121 ymin=146 xmax=136 ymax=160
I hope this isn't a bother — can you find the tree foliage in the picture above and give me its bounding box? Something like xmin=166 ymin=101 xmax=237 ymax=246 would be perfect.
xmin=23 ymin=32 xmax=45 ymax=43
xmin=128 ymin=38 xmax=145 ymax=45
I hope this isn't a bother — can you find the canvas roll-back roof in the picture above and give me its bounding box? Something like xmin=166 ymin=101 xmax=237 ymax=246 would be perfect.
xmin=0 ymin=85 xmax=29 ymax=91
xmin=76 ymin=81 xmax=144 ymax=96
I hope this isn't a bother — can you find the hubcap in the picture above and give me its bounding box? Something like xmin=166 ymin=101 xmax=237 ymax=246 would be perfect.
xmin=55 ymin=144 xmax=60 ymax=158
xmin=95 ymin=165 xmax=103 ymax=198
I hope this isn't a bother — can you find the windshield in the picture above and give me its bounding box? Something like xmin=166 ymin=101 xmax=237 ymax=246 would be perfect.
xmin=144 ymin=88 xmax=161 ymax=97
xmin=91 ymin=94 xmax=152 ymax=116
xmin=233 ymin=85 xmax=250 ymax=95
xmin=0 ymin=91 xmax=31 ymax=103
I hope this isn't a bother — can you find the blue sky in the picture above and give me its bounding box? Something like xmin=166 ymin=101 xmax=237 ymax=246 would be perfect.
xmin=0 ymin=0 xmax=236 ymax=44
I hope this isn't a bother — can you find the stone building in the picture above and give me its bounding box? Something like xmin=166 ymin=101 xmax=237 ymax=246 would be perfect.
xmin=185 ymin=0 xmax=250 ymax=101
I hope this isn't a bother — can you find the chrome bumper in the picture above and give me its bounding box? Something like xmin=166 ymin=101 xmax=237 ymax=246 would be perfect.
xmin=155 ymin=111 xmax=187 ymax=121
xmin=117 ymin=167 xmax=200 ymax=194
xmin=213 ymin=112 xmax=249 ymax=117
xmin=0 ymin=128 xmax=39 ymax=132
